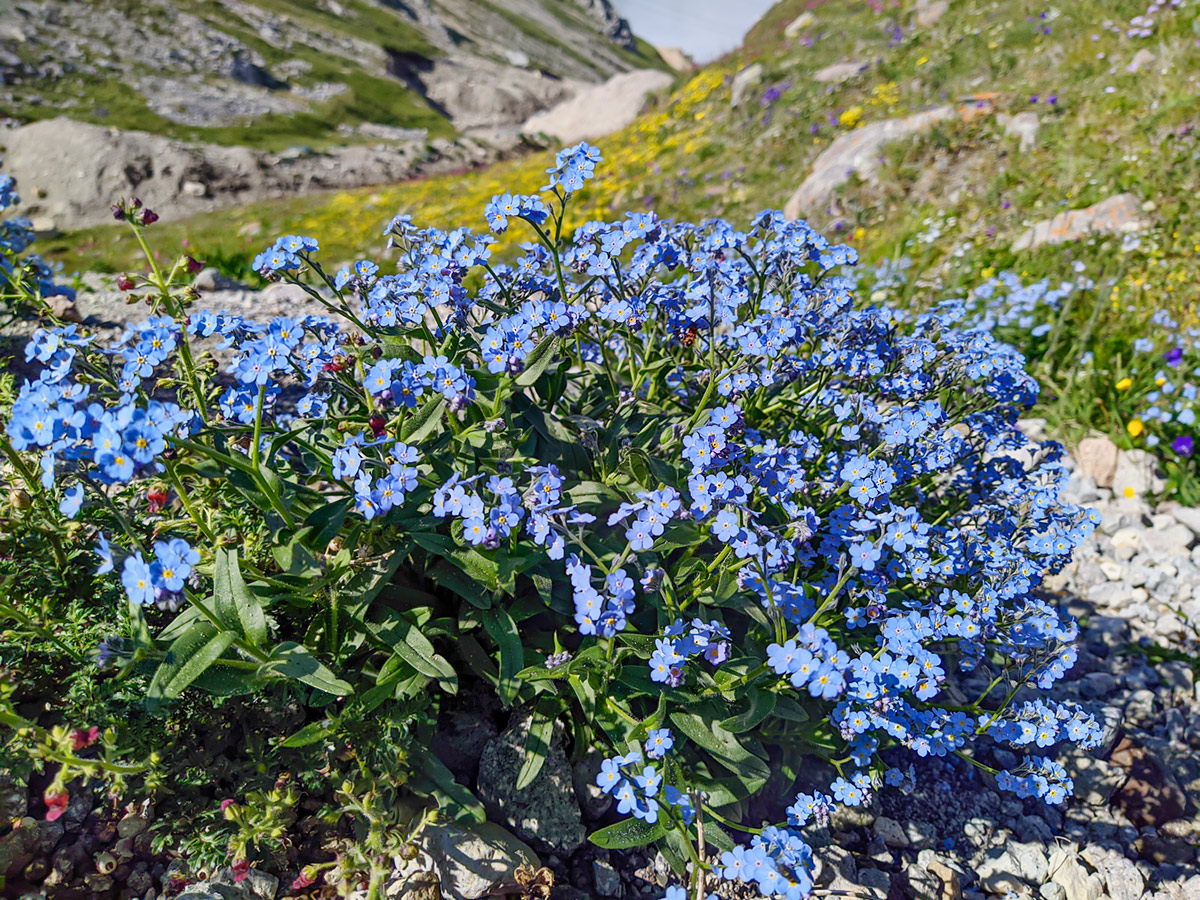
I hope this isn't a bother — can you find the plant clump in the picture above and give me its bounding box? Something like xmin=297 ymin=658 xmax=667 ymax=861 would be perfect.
xmin=2 ymin=145 xmax=1100 ymax=897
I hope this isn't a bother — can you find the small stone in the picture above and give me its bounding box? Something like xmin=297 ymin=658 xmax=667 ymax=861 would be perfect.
xmin=1012 ymin=193 xmax=1149 ymax=252
xmin=874 ymin=815 xmax=910 ymax=848
xmin=1159 ymin=660 xmax=1194 ymax=693
xmin=1039 ymin=883 xmax=1065 ymax=900
xmin=30 ymin=216 xmax=59 ymax=237
xmin=84 ymin=874 xmax=115 ymax=892
xmin=572 ymin=749 xmax=612 ymax=820
xmin=1076 ymin=436 xmax=1120 ymax=488
xmin=1047 ymin=847 xmax=1104 ymax=900
xmin=1113 ymin=449 xmax=1168 ymax=501
xmin=857 ymin=868 xmax=891 ymax=896
xmin=193 ymin=267 xmax=248 ymax=293
xmin=813 ymin=61 xmax=865 ymax=84
xmin=1135 ymin=834 xmax=1195 ymax=866
xmin=182 ymin=180 xmax=208 ymax=197
xmin=592 ymin=860 xmax=623 ymax=898
xmin=976 ymin=848 xmax=1026 ymax=895
xmin=1080 ymin=671 xmax=1118 ymax=699
xmin=1109 ymin=738 xmax=1187 ymax=827
xmin=1095 ymin=855 xmax=1144 ymax=900
xmin=117 ymin=814 xmax=149 ymax=838
xmin=476 ymin=707 xmax=585 ymax=853
xmin=906 ymin=820 xmax=938 ymax=850
xmin=999 ymin=111 xmax=1039 ymax=152
xmin=925 ymin=856 xmax=964 ymax=900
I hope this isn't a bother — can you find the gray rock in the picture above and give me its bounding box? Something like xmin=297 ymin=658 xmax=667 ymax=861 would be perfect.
xmin=572 ymin=748 xmax=612 ymax=820
xmin=976 ymin=847 xmax=1028 ymax=895
xmin=1080 ymin=671 xmax=1117 ymax=699
xmin=729 ymin=63 xmax=764 ymax=108
xmin=1012 ymin=193 xmax=1150 ymax=253
xmin=813 ymin=61 xmax=865 ymax=84
xmin=422 ymin=820 xmax=538 ymax=900
xmin=476 ymin=707 xmax=586 ymax=853
xmin=857 ymin=868 xmax=891 ymax=896
xmin=193 ymin=267 xmax=248 ymax=293
xmin=1095 ymin=855 xmax=1144 ymax=900
xmin=784 ymin=12 xmax=815 ymax=36
xmin=874 ymin=814 xmax=910 ymax=848
xmin=999 ymin=111 xmax=1039 ymax=152
xmin=209 ymin=867 xmax=279 ymax=900
xmin=521 ymin=69 xmax=673 ymax=143
xmin=1040 ymin=883 xmax=1066 ymax=900
xmin=1159 ymin=502 xmax=1200 ymax=536
xmin=784 ymin=106 xmax=960 ymax=217
xmin=1159 ymin=660 xmax=1195 ymax=694
xmin=1087 ymin=581 xmax=1131 ymax=606
xmin=592 ymin=859 xmax=623 ymax=898
xmin=430 ymin=708 xmax=498 ymax=782
xmin=1047 ymin=847 xmax=1104 ymax=900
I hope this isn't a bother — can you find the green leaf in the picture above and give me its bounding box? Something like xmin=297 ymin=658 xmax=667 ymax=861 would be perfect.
xmin=414 ymin=533 xmax=500 ymax=593
xmin=772 ymin=695 xmax=810 ymax=724
xmin=401 ymin=394 xmax=447 ymax=443
xmin=515 ymin=699 xmax=557 ymax=791
xmin=410 ymin=748 xmax=485 ymax=823
xmin=719 ymin=688 xmax=777 ymax=733
xmin=213 ymin=549 xmax=268 ymax=645
xmin=268 ymin=641 xmax=353 ymax=696
xmin=280 ymin=719 xmax=335 ymax=749
xmin=372 ymin=614 xmax=458 ymax=692
xmin=670 ymin=710 xmax=769 ymax=781
xmin=589 ymin=816 xmax=668 ymax=849
xmin=481 ymin=608 xmax=524 ymax=706
xmin=148 ymin=622 xmax=238 ymax=702
xmin=516 ymin=333 xmax=560 ymax=386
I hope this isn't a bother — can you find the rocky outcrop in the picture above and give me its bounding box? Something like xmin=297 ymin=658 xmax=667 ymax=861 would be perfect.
xmin=0 ymin=118 xmax=496 ymax=230
xmin=1011 ymin=193 xmax=1150 ymax=252
xmin=0 ymin=0 xmax=654 ymax=139
xmin=521 ymin=69 xmax=673 ymax=145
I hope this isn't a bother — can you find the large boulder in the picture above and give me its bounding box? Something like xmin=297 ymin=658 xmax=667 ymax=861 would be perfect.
xmin=783 ymin=106 xmax=957 ymax=218
xmin=1011 ymin=193 xmax=1149 ymax=252
xmin=521 ymin=69 xmax=673 ymax=145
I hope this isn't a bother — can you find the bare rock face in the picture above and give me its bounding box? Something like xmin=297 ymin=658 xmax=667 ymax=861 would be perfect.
xmin=1 ymin=118 xmax=490 ymax=230
xmin=521 ymin=70 xmax=673 ymax=145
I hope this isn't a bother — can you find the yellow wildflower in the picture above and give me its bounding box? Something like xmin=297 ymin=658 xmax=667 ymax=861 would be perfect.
xmin=1127 ymin=419 xmax=1144 ymax=438
xmin=1115 ymin=377 xmax=1133 ymax=391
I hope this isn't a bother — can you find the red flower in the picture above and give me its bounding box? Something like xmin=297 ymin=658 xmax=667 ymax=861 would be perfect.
xmin=291 ymin=871 xmax=315 ymax=891
xmin=220 ymin=798 xmax=237 ymax=812
xmin=369 ymin=414 xmax=387 ymax=438
xmin=147 ymin=488 xmax=169 ymax=513
xmin=231 ymin=859 xmax=250 ymax=883
xmin=117 ymin=276 xmax=135 ymax=292
xmin=186 ymin=255 xmax=204 ymax=274
xmin=72 ymin=726 xmax=100 ymax=750
xmin=44 ymin=789 xmax=69 ymax=822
